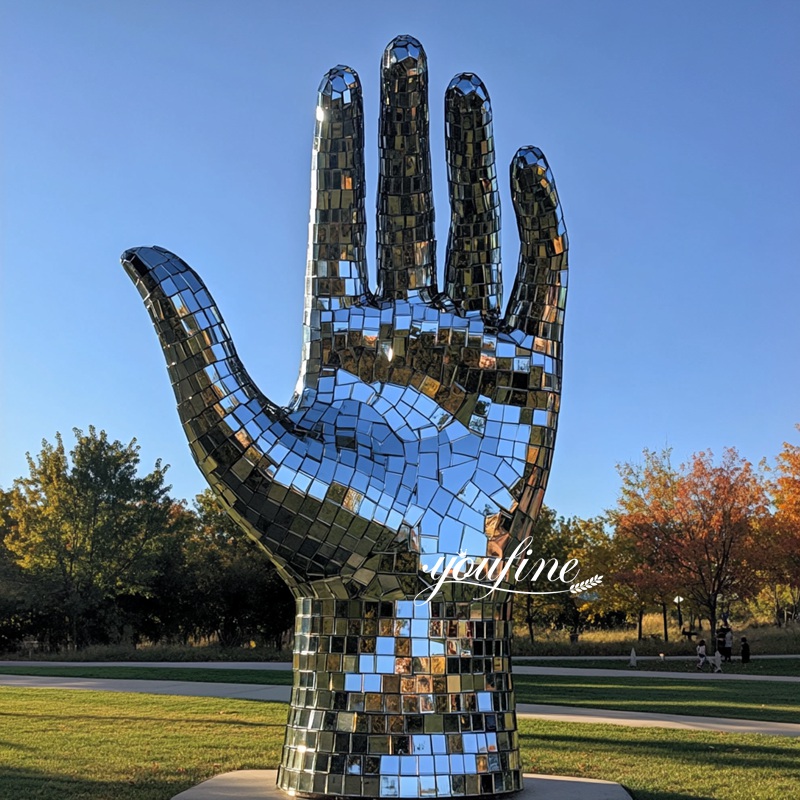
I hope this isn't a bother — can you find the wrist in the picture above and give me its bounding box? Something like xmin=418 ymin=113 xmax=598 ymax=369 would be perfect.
xmin=279 ymin=596 xmax=521 ymax=798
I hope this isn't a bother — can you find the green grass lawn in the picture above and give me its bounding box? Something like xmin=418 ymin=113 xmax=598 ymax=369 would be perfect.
xmin=0 ymin=688 xmax=798 ymax=800
xmin=1 ymin=666 xmax=798 ymax=724
xmin=515 ymin=657 xmax=800 ymax=677
xmin=513 ymin=675 xmax=800 ymax=724
xmin=0 ymin=665 xmax=295 ymax=685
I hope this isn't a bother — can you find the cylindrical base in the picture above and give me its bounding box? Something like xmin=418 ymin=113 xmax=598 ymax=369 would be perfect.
xmin=278 ymin=597 xmax=521 ymax=798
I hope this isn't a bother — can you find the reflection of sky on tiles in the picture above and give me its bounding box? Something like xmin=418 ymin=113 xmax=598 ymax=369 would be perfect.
xmin=123 ymin=32 xmax=567 ymax=800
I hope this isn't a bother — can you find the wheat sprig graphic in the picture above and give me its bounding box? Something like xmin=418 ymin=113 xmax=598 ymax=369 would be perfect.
xmin=570 ymin=575 xmax=604 ymax=594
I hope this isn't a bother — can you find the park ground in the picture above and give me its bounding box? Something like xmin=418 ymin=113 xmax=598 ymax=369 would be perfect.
xmin=2 ymin=616 xmax=798 ymax=800
xmin=1 ymin=657 xmax=799 ymax=800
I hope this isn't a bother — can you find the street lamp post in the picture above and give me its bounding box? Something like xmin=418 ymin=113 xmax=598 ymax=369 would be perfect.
xmin=674 ymin=595 xmax=684 ymax=630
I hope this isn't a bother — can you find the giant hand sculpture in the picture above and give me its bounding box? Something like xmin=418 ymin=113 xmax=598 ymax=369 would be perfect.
xmin=122 ymin=35 xmax=567 ymax=800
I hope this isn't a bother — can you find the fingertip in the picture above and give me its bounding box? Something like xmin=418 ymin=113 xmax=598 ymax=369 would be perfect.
xmin=383 ymin=34 xmax=427 ymax=78
xmin=120 ymin=246 xmax=170 ymax=279
xmin=121 ymin=245 xmax=174 ymax=266
xmin=512 ymin=145 xmax=548 ymax=172
xmin=445 ymin=72 xmax=491 ymax=113
xmin=121 ymin=247 xmax=140 ymax=266
xmin=316 ymin=66 xmax=363 ymax=133
xmin=508 ymin=144 xmax=567 ymax=273
xmin=318 ymin=65 xmax=361 ymax=101
xmin=510 ymin=147 xmax=559 ymax=207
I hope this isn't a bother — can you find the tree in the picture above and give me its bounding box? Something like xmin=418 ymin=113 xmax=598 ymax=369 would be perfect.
xmin=769 ymin=425 xmax=800 ymax=622
xmin=112 ymin=500 xmax=199 ymax=645
xmin=181 ymin=489 xmax=294 ymax=648
xmin=513 ymin=510 xmax=600 ymax=643
xmin=513 ymin=506 xmax=558 ymax=642
xmin=567 ymin=519 xmax=625 ymax=626
xmin=587 ymin=517 xmax=664 ymax=641
xmin=0 ymin=489 xmax=30 ymax=650
xmin=609 ymin=452 xmax=687 ymax=641
xmin=613 ymin=448 xmax=769 ymax=641
xmin=5 ymin=427 xmax=173 ymax=648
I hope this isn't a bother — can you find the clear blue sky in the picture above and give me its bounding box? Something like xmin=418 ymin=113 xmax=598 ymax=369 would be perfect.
xmin=2 ymin=1 xmax=798 ymax=519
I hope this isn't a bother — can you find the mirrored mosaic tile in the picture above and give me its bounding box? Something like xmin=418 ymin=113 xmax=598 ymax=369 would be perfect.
xmin=122 ymin=32 xmax=567 ymax=800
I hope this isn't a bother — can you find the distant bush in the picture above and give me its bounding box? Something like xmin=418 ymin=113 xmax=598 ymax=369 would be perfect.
xmin=0 ymin=641 xmax=291 ymax=662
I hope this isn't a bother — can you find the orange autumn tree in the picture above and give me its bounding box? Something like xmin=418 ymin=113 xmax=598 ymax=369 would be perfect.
xmin=613 ymin=448 xmax=769 ymax=639
xmin=610 ymin=449 xmax=687 ymax=641
xmin=771 ymin=425 xmax=800 ymax=620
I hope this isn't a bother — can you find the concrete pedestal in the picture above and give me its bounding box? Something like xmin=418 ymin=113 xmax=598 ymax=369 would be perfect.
xmin=172 ymin=770 xmax=632 ymax=800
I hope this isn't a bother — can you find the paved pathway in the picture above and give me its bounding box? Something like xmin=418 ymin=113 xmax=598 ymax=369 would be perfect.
xmin=515 ymin=703 xmax=800 ymax=736
xmin=3 ymin=660 xmax=797 ymax=682
xmin=512 ymin=654 xmax=800 ymax=661
xmin=2 ymin=674 xmax=798 ymax=737
xmin=512 ymin=665 xmax=800 ymax=682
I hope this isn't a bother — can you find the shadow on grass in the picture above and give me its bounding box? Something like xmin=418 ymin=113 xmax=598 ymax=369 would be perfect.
xmin=0 ymin=739 xmax=37 ymax=752
xmin=0 ymin=709 xmax=287 ymax=729
xmin=0 ymin=766 xmax=199 ymax=800
xmin=621 ymin=792 xmax=717 ymax=800
xmin=522 ymin=728 xmax=800 ymax=769
xmin=515 ymin=675 xmax=789 ymax=700
xmin=513 ymin=675 xmax=800 ymax=723
xmin=0 ymin=666 xmax=295 ymax=685
xmin=521 ymin=726 xmax=800 ymax=800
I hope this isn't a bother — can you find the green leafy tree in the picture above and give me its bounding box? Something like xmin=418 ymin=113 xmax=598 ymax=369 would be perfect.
xmin=0 ymin=489 xmax=30 ymax=650
xmin=113 ymin=500 xmax=199 ymax=645
xmin=182 ymin=489 xmax=294 ymax=648
xmin=565 ymin=517 xmax=633 ymax=633
xmin=5 ymin=427 xmax=173 ymax=648
xmin=513 ymin=510 xmax=599 ymax=642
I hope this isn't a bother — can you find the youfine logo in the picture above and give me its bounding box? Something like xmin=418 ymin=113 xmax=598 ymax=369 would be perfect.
xmin=418 ymin=536 xmax=603 ymax=603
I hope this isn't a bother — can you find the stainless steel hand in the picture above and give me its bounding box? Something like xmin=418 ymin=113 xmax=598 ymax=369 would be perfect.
xmin=122 ymin=35 xmax=568 ymax=798
xmin=122 ymin=38 xmax=566 ymax=598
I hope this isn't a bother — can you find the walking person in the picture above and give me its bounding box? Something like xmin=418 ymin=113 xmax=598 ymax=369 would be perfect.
xmin=696 ymin=639 xmax=707 ymax=670
xmin=740 ymin=636 xmax=750 ymax=665
xmin=715 ymin=626 xmax=726 ymax=658
xmin=724 ymin=628 xmax=733 ymax=662
xmin=713 ymin=650 xmax=723 ymax=673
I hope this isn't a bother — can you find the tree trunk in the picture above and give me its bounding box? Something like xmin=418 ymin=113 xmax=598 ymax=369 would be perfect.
xmin=709 ymin=596 xmax=717 ymax=650
xmin=662 ymin=602 xmax=669 ymax=643
xmin=637 ymin=608 xmax=644 ymax=641
xmin=525 ymin=595 xmax=535 ymax=642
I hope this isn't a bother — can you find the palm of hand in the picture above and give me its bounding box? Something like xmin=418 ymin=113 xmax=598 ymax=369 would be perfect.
xmin=123 ymin=36 xmax=567 ymax=599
